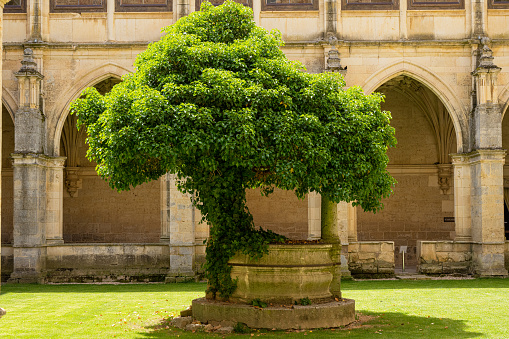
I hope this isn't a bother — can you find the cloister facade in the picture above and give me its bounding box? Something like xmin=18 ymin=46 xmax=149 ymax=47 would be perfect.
xmin=1 ymin=0 xmax=509 ymax=282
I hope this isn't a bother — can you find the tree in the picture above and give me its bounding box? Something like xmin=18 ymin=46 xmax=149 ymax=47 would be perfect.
xmin=71 ymin=0 xmax=396 ymax=298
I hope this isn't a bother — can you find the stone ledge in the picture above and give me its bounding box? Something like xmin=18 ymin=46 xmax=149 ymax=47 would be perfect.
xmin=192 ymin=297 xmax=355 ymax=330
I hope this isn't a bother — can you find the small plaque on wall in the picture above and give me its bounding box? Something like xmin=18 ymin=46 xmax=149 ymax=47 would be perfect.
xmin=444 ymin=217 xmax=455 ymax=222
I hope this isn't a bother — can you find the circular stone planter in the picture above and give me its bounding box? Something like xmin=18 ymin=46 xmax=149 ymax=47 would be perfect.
xmin=192 ymin=297 xmax=355 ymax=330
xmin=194 ymin=243 xmax=355 ymax=329
xmin=228 ymin=243 xmax=336 ymax=304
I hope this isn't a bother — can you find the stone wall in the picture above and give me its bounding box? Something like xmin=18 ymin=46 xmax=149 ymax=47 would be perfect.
xmin=417 ymin=241 xmax=472 ymax=274
xmin=247 ymin=188 xmax=308 ymax=240
xmin=63 ymin=172 xmax=161 ymax=243
xmin=348 ymin=241 xmax=394 ymax=277
xmin=44 ymin=244 xmax=171 ymax=283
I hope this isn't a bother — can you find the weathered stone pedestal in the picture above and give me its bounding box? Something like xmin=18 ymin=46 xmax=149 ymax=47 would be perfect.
xmin=229 ymin=244 xmax=336 ymax=304
xmin=192 ymin=298 xmax=355 ymax=330
xmin=195 ymin=243 xmax=355 ymax=329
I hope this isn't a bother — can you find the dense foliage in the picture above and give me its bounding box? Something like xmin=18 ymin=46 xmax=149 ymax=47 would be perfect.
xmin=71 ymin=1 xmax=396 ymax=298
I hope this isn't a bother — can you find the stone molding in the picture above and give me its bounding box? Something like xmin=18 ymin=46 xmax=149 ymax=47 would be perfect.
xmin=464 ymin=149 xmax=506 ymax=164
xmin=11 ymin=153 xmax=66 ymax=168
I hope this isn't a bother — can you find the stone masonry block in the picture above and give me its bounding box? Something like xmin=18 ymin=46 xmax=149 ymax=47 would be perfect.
xmin=378 ymin=251 xmax=394 ymax=264
xmin=357 ymin=252 xmax=376 ymax=261
xmin=358 ymin=243 xmax=380 ymax=253
xmin=436 ymin=242 xmax=453 ymax=252
xmin=380 ymin=242 xmax=394 ymax=253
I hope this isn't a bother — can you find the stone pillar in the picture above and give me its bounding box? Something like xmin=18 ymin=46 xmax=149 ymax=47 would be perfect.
xmin=347 ymin=203 xmax=357 ymax=242
xmin=160 ymin=173 xmax=172 ymax=243
xmin=337 ymin=202 xmax=353 ymax=278
xmin=469 ymin=39 xmax=508 ymax=276
xmin=253 ymin=0 xmax=261 ymax=26
xmin=10 ymin=154 xmax=48 ymax=283
xmin=324 ymin=0 xmax=337 ymax=39
xmin=307 ymin=192 xmax=321 ymax=240
xmin=469 ymin=150 xmax=507 ymax=276
xmin=10 ymin=48 xmax=68 ymax=282
xmin=321 ymin=196 xmax=341 ymax=298
xmin=452 ymin=154 xmax=472 ymax=241
xmin=45 ymin=158 xmax=66 ymax=245
xmin=0 ymin=0 xmax=10 ymax=319
xmin=107 ymin=0 xmax=115 ymax=41
xmin=175 ymin=0 xmax=189 ymax=21
xmin=28 ymin=0 xmax=43 ymax=43
xmin=9 ymin=49 xmax=47 ymax=283
xmin=165 ymin=174 xmax=196 ymax=279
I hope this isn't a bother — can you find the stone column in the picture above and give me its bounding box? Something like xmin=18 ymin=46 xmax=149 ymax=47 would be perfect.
xmin=9 ymin=49 xmax=47 ymax=283
xmin=347 ymin=203 xmax=357 ymax=242
xmin=324 ymin=0 xmax=337 ymax=39
xmin=175 ymin=0 xmax=189 ymax=21
xmin=321 ymin=196 xmax=341 ymax=298
xmin=469 ymin=150 xmax=507 ymax=276
xmin=28 ymin=0 xmax=43 ymax=43
xmin=307 ymin=192 xmax=321 ymax=240
xmin=253 ymin=0 xmax=261 ymax=26
xmin=165 ymin=174 xmax=196 ymax=280
xmin=45 ymin=158 xmax=66 ymax=245
xmin=160 ymin=173 xmax=172 ymax=243
xmin=107 ymin=0 xmax=115 ymax=41
xmin=452 ymin=154 xmax=472 ymax=241
xmin=399 ymin=0 xmax=407 ymax=40
xmin=469 ymin=39 xmax=508 ymax=276
xmin=337 ymin=201 xmax=352 ymax=278
xmin=10 ymin=154 xmax=48 ymax=283
xmin=0 ymin=0 xmax=10 ymax=319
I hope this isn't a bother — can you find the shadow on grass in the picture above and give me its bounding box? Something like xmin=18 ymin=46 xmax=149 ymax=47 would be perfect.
xmin=341 ymin=278 xmax=509 ymax=290
xmin=138 ymin=311 xmax=482 ymax=338
xmin=0 ymin=282 xmax=207 ymax=295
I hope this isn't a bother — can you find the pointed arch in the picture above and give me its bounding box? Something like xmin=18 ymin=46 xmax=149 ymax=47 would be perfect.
xmin=499 ymin=82 xmax=509 ymax=119
xmin=362 ymin=60 xmax=466 ymax=153
xmin=2 ymin=87 xmax=17 ymax=121
xmin=52 ymin=63 xmax=131 ymax=155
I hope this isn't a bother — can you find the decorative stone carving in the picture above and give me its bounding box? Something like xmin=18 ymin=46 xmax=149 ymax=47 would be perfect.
xmin=472 ymin=37 xmax=501 ymax=106
xmin=65 ymin=167 xmax=82 ymax=198
xmin=14 ymin=48 xmax=45 ymax=154
xmin=15 ymin=48 xmax=43 ymax=109
xmin=325 ymin=37 xmax=347 ymax=76
xmin=437 ymin=164 xmax=453 ymax=194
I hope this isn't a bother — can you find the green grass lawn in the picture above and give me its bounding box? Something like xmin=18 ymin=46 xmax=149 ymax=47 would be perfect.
xmin=0 ymin=279 xmax=508 ymax=338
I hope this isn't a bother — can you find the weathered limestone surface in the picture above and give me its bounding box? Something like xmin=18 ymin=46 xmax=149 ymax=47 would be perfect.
xmin=468 ymin=150 xmax=508 ymax=276
xmin=164 ymin=174 xmax=200 ymax=278
xmin=229 ymin=244 xmax=335 ymax=304
xmin=45 ymin=244 xmax=170 ymax=282
xmin=192 ymin=297 xmax=355 ymax=330
xmin=417 ymin=241 xmax=473 ymax=274
xmin=348 ymin=241 xmax=395 ymax=276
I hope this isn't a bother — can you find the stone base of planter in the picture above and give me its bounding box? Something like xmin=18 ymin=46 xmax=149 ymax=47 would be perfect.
xmin=192 ymin=297 xmax=355 ymax=330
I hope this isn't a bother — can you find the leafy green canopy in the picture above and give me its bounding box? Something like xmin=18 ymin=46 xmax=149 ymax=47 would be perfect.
xmin=71 ymin=1 xmax=396 ymax=298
